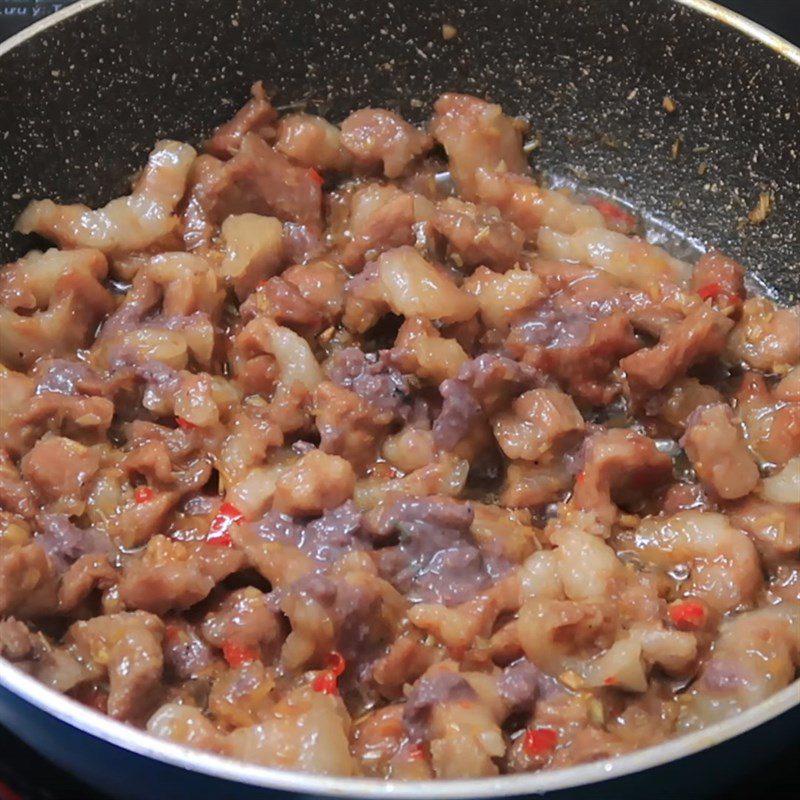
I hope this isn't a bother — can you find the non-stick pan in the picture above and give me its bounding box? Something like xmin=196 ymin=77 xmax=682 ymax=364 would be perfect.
xmin=0 ymin=1 xmax=798 ymax=799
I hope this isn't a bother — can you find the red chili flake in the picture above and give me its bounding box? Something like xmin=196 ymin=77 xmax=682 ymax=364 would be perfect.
xmin=312 ymin=670 xmax=339 ymax=695
xmin=589 ymin=197 xmax=637 ymax=230
xmin=575 ymin=471 xmax=586 ymax=485
xmin=164 ymin=624 xmax=181 ymax=642
xmin=134 ymin=486 xmax=155 ymax=504
xmin=308 ymin=168 xmax=324 ymax=185
xmin=668 ymin=599 xmax=707 ymax=630
xmin=697 ymin=282 xmax=723 ymax=301
xmin=176 ymin=416 xmax=197 ymax=431
xmin=326 ymin=651 xmax=346 ymax=677
xmin=523 ymin=728 xmax=558 ymax=757
xmin=222 ymin=640 xmax=259 ymax=668
xmin=407 ymin=743 xmax=427 ymax=761
xmin=603 ymin=676 xmax=618 ymax=686
xmin=206 ymin=501 xmax=245 ymax=547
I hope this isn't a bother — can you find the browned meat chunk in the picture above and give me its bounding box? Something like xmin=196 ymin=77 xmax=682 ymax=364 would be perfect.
xmin=205 ymin=82 xmax=277 ymax=158
xmin=572 ymin=429 xmax=673 ymax=525
xmin=492 ymin=389 xmax=585 ymax=461
xmin=680 ymin=404 xmax=759 ymax=500
xmin=273 ymin=450 xmax=356 ymax=516
xmin=0 ymin=617 xmax=35 ymax=660
xmin=727 ymin=298 xmax=800 ymax=373
xmin=339 ymin=184 xmax=416 ymax=269
xmin=433 ymin=198 xmax=524 ymax=270
xmin=431 ymin=93 xmax=528 ymax=198
xmin=341 ymin=109 xmax=433 ymax=178
xmin=20 ymin=437 xmax=100 ymax=503
xmin=736 ymin=370 xmax=800 ymax=467
xmin=621 ymin=305 xmax=734 ymax=393
xmin=275 ymin=112 xmax=351 ymax=172
xmin=119 ymin=536 xmax=243 ymax=614
xmin=5 ymin=89 xmax=800 ymax=780
xmin=501 ymin=460 xmax=572 ymax=508
xmin=182 ymin=134 xmax=322 ymax=250
xmin=68 ymin=612 xmax=165 ymax=721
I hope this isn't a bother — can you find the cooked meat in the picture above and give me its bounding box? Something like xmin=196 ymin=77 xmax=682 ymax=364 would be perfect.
xmin=2 ymin=89 xmax=797 ymax=781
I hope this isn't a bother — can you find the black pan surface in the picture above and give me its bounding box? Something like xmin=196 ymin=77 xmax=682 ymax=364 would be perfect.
xmin=0 ymin=0 xmax=798 ymax=299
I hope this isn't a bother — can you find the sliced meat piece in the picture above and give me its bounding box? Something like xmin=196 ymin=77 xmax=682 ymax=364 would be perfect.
xmin=118 ymin=536 xmax=243 ymax=614
xmin=457 ymin=354 xmax=542 ymax=415
xmin=538 ymin=226 xmax=691 ymax=290
xmin=522 ymin=313 xmax=638 ymax=406
xmin=247 ymin=276 xmax=323 ymax=332
xmin=491 ymin=388 xmax=584 ymax=461
xmin=729 ymin=497 xmax=800 ymax=565
xmin=726 ymin=298 xmax=800 ymax=373
xmin=226 ymin=687 xmax=357 ymax=775
xmin=21 ymin=437 xmax=100 ymax=503
xmin=279 ymin=569 xmax=405 ymax=670
xmin=737 ymin=370 xmax=800 ymax=468
xmin=312 ymin=381 xmax=393 ymax=474
xmin=0 ymin=617 xmax=35 ymax=661
xmin=432 ymin=379 xmax=482 ymax=451
xmin=33 ymin=359 xmax=106 ymax=397
xmin=58 ymin=554 xmax=117 ymax=612
xmin=219 ymin=213 xmax=284 ymax=300
xmin=205 ymin=81 xmax=277 ymax=158
xmin=250 ymin=500 xmax=366 ymax=569
xmin=326 ymin=347 xmax=411 ymax=420
xmin=647 ymin=378 xmax=724 ymax=436
xmin=182 ymin=134 xmax=322 ymax=250
xmin=35 ymin=514 xmax=110 ymax=575
xmin=659 ymin=482 xmax=715 ymax=515
xmin=0 ymin=450 xmax=38 ymax=519
xmin=201 ymin=586 xmax=283 ymax=654
xmin=392 ymin=317 xmax=469 ymax=384
xmin=276 ymin=112 xmax=351 ymax=171
xmin=0 ymin=542 xmax=54 ymax=615
xmin=17 ymin=142 xmax=196 ymax=254
xmin=0 ymin=249 xmax=113 ymax=371
xmin=463 ymin=264 xmax=545 ymax=332
xmin=619 ymin=511 xmax=762 ymax=613
xmin=433 ymin=197 xmax=524 ymax=271
xmin=339 ymin=184 xmax=416 ymax=270
xmin=4 ymin=393 xmax=115 ymax=458
xmin=430 ymin=93 xmax=528 ymax=198
xmin=680 ymin=404 xmax=759 ymax=500
xmin=679 ymin=606 xmax=799 ymax=730
xmin=341 ymin=108 xmax=433 ymax=178
xmin=147 ymin=703 xmax=223 ymax=751
xmin=375 ymin=246 xmax=479 ymax=324
xmin=501 ymin=460 xmax=572 ymax=508
xmin=572 ymin=429 xmax=673 ymax=526
xmin=375 ymin=496 xmax=498 ymax=606
xmin=272 ymin=450 xmax=356 ymax=516
xmin=621 ymin=304 xmax=734 ymax=393
xmin=68 ymin=611 xmax=165 ymax=721
xmin=403 ymin=669 xmax=477 ymax=742
xmin=162 ymin=623 xmax=214 ymax=680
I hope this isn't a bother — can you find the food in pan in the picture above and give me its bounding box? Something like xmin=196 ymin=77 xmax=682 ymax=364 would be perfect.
xmin=1 ymin=87 xmax=798 ymax=778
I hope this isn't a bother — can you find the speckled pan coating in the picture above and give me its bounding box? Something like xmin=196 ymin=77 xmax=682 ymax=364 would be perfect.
xmin=0 ymin=0 xmax=797 ymax=300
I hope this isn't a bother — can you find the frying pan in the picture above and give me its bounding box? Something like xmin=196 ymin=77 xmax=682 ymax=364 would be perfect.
xmin=0 ymin=1 xmax=798 ymax=798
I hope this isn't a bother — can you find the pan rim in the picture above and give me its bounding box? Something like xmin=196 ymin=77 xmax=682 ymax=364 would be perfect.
xmin=0 ymin=0 xmax=798 ymax=796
